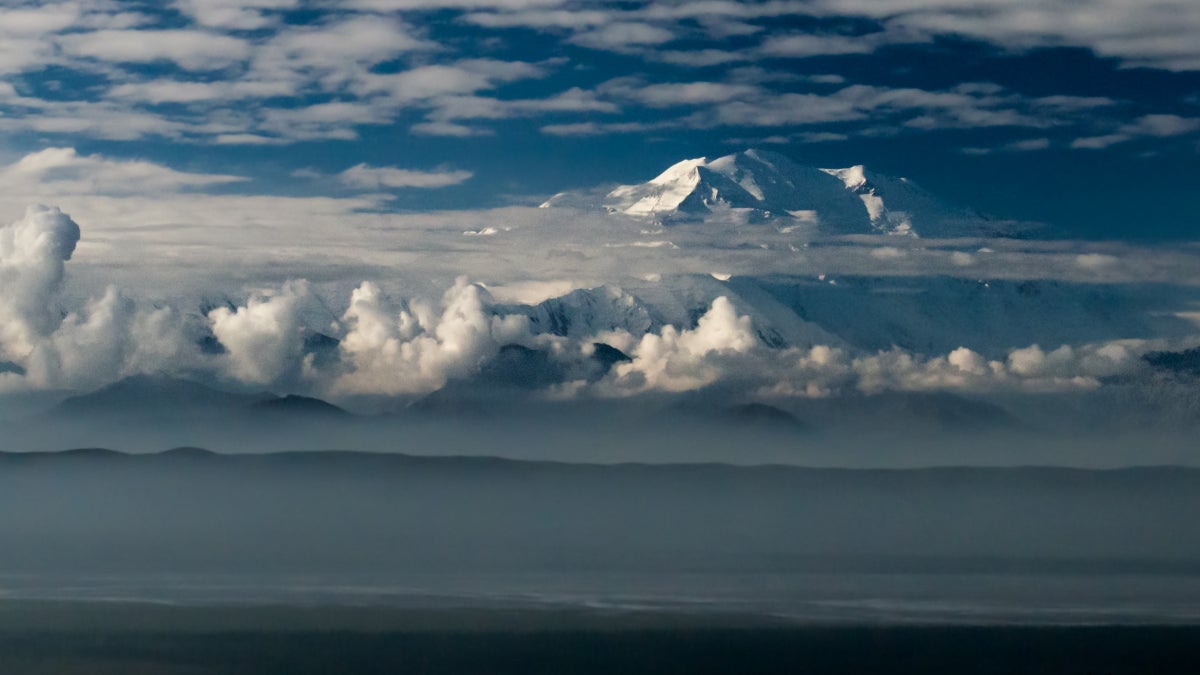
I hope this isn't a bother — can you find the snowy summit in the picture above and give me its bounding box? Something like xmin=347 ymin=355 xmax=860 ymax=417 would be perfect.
xmin=544 ymin=149 xmax=1030 ymax=239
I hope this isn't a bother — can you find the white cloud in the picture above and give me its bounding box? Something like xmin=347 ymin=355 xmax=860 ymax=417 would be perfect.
xmin=0 ymin=4 xmax=81 ymax=73
xmin=775 ymin=339 xmax=1153 ymax=398
xmin=174 ymin=0 xmax=299 ymax=30
xmin=0 ymin=204 xmax=194 ymax=392
xmin=247 ymin=15 xmax=436 ymax=96
xmin=654 ymin=49 xmax=749 ymax=67
xmin=0 ymin=98 xmax=183 ymax=141
xmin=464 ymin=9 xmax=610 ymax=29
xmin=354 ymin=61 xmax=535 ymax=101
xmin=333 ymin=278 xmax=538 ymax=395
xmin=58 ymin=29 xmax=252 ymax=71
xmin=758 ymin=33 xmax=880 ymax=58
xmin=426 ymin=88 xmax=617 ymax=123
xmin=0 ymin=4 xmax=81 ymax=36
xmin=350 ymin=0 xmax=566 ymax=9
xmin=26 ymin=286 xmax=193 ymax=391
xmin=411 ymin=121 xmax=492 ymax=136
xmin=0 ymin=205 xmax=81 ymax=362
xmin=0 ymin=0 xmax=1195 ymax=153
xmin=1071 ymin=133 xmax=1131 ymax=150
xmin=0 ymin=147 xmax=246 ymax=196
xmin=807 ymin=0 xmax=1200 ymax=71
xmin=569 ymin=23 xmax=676 ymax=51
xmin=257 ymin=101 xmax=393 ymax=140
xmin=950 ymin=251 xmax=975 ymax=266
xmin=602 ymin=296 xmax=758 ymax=394
xmin=209 ymin=280 xmax=310 ymax=385
xmin=1123 ymin=114 xmax=1200 ymax=137
xmin=1071 ymin=114 xmax=1200 ymax=149
xmin=1075 ymin=253 xmax=1120 ymax=270
xmin=621 ymin=82 xmax=762 ymax=108
xmin=338 ymin=164 xmax=474 ymax=189
xmin=107 ymin=78 xmax=295 ymax=104
xmin=592 ymin=82 xmax=1053 ymax=131
xmin=1007 ymin=138 xmax=1051 ymax=151
xmin=540 ymin=120 xmax=659 ymax=136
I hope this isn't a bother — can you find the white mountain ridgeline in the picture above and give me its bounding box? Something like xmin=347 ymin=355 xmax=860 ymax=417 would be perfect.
xmin=490 ymin=273 xmax=1195 ymax=358
xmin=541 ymin=148 xmax=1037 ymax=238
xmin=167 ymin=148 xmax=1181 ymax=365
xmin=178 ymin=265 xmax=1194 ymax=379
xmin=131 ymin=148 xmax=1195 ymax=408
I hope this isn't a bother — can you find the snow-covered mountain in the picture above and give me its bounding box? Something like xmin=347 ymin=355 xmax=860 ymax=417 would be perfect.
xmin=542 ymin=149 xmax=1032 ymax=238
xmin=497 ymin=275 xmax=1196 ymax=357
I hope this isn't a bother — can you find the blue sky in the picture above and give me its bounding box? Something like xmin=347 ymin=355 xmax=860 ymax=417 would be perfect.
xmin=2 ymin=0 xmax=1199 ymax=239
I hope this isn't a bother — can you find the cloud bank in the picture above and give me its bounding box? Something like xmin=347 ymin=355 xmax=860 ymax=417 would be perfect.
xmin=2 ymin=203 xmax=1195 ymax=418
xmin=0 ymin=205 xmax=193 ymax=392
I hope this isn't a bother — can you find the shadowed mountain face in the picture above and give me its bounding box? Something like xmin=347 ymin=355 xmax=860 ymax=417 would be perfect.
xmin=48 ymin=375 xmax=349 ymax=420
xmin=41 ymin=373 xmax=1005 ymax=436
xmin=724 ymin=403 xmax=809 ymax=432
xmin=1 ymin=449 xmax=1198 ymax=579
xmin=50 ymin=375 xmax=276 ymax=418
xmin=10 ymin=372 xmax=1195 ymax=467
xmin=251 ymin=394 xmax=349 ymax=417
xmin=1146 ymin=347 xmax=1200 ymax=376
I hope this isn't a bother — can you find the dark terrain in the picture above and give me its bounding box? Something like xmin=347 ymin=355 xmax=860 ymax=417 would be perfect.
xmin=3 ymin=449 xmax=1200 ymax=673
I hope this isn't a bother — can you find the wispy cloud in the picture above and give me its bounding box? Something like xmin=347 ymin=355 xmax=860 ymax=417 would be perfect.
xmin=338 ymin=163 xmax=474 ymax=189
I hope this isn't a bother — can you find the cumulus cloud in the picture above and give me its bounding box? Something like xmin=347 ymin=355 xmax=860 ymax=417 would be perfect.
xmin=600 ymin=296 xmax=758 ymax=394
xmin=0 ymin=205 xmax=81 ymax=362
xmin=334 ymin=278 xmax=538 ymax=395
xmin=746 ymin=339 xmax=1155 ymax=401
xmin=0 ymin=205 xmax=193 ymax=392
xmin=26 ymin=287 xmax=193 ymax=391
xmin=208 ymin=280 xmax=311 ymax=385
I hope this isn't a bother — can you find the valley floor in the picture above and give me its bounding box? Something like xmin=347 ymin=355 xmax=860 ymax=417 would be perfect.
xmin=3 ymin=609 xmax=1200 ymax=675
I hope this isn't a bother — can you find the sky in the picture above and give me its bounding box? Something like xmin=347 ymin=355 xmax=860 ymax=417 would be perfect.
xmin=1 ymin=0 xmax=1199 ymax=239
xmin=0 ymin=0 xmax=1199 ymax=426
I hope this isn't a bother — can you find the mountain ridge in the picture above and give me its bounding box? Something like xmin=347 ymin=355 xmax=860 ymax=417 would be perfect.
xmin=4 ymin=446 xmax=1199 ymax=475
xmin=542 ymin=149 xmax=1038 ymax=238
xmin=46 ymin=375 xmax=349 ymax=419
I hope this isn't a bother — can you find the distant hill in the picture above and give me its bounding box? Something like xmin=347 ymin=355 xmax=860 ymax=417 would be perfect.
xmin=251 ymin=394 xmax=350 ymax=417
xmin=49 ymin=375 xmax=346 ymax=420
xmin=2 ymin=448 xmax=1198 ymax=578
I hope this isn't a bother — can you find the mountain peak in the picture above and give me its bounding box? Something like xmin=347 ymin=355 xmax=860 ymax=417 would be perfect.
xmin=821 ymin=164 xmax=869 ymax=190
xmin=546 ymin=149 xmax=1036 ymax=238
xmin=649 ymin=156 xmax=708 ymax=185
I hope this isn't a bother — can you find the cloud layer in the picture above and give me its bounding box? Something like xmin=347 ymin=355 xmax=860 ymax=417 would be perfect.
xmin=2 ymin=0 xmax=1198 ymax=149
xmin=2 ymin=203 xmax=1196 ymax=421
